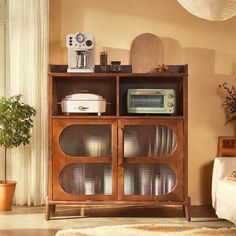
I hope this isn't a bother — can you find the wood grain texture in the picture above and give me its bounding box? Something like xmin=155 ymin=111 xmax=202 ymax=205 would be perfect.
xmin=218 ymin=136 xmax=236 ymax=157
xmin=47 ymin=65 xmax=190 ymax=220
xmin=131 ymin=33 xmax=164 ymax=73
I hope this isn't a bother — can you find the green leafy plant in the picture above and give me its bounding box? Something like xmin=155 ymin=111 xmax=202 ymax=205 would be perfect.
xmin=0 ymin=94 xmax=36 ymax=183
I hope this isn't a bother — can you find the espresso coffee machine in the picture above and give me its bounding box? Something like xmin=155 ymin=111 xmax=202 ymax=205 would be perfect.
xmin=66 ymin=32 xmax=95 ymax=72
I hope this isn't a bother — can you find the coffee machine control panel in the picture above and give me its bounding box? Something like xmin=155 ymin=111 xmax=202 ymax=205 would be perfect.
xmin=66 ymin=32 xmax=95 ymax=73
xmin=66 ymin=32 xmax=94 ymax=51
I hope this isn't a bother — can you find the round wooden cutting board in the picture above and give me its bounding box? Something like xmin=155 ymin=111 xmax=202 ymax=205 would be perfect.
xmin=130 ymin=33 xmax=164 ymax=73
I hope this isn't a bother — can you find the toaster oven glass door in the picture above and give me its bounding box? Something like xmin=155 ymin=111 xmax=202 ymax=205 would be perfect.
xmin=130 ymin=95 xmax=164 ymax=108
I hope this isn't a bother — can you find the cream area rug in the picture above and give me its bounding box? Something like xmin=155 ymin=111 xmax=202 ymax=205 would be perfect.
xmin=55 ymin=224 xmax=236 ymax=236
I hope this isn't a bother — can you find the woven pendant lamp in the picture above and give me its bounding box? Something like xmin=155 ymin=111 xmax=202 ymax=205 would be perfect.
xmin=177 ymin=0 xmax=236 ymax=21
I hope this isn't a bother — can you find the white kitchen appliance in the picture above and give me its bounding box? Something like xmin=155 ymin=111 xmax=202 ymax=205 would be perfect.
xmin=61 ymin=93 xmax=106 ymax=116
xmin=66 ymin=32 xmax=95 ymax=73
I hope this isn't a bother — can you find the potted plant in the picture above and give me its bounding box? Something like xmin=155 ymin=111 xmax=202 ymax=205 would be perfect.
xmin=0 ymin=94 xmax=36 ymax=211
xmin=219 ymin=82 xmax=236 ymax=123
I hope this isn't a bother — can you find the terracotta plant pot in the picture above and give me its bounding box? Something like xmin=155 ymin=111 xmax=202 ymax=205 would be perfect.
xmin=0 ymin=181 xmax=17 ymax=211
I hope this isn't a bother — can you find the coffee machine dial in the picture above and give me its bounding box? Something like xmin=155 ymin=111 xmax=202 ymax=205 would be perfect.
xmin=76 ymin=33 xmax=84 ymax=43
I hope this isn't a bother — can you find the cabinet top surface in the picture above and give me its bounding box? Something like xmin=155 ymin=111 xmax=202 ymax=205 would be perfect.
xmin=48 ymin=64 xmax=188 ymax=77
xmin=49 ymin=72 xmax=188 ymax=77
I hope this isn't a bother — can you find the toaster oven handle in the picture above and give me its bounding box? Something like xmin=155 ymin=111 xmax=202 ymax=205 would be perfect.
xmin=135 ymin=91 xmax=161 ymax=95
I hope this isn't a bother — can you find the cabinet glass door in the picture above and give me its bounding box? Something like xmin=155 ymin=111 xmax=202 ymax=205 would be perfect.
xmin=124 ymin=125 xmax=177 ymax=157
xmin=124 ymin=164 xmax=176 ymax=196
xmin=53 ymin=119 xmax=117 ymax=201
xmin=60 ymin=163 xmax=112 ymax=195
xmin=118 ymin=119 xmax=184 ymax=201
xmin=59 ymin=124 xmax=111 ymax=157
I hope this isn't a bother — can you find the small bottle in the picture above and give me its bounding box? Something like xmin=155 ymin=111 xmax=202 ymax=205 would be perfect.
xmin=100 ymin=51 xmax=107 ymax=66
xmin=110 ymin=61 xmax=121 ymax=72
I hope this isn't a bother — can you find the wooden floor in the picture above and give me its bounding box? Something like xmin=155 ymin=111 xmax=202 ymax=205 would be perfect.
xmin=0 ymin=205 xmax=234 ymax=236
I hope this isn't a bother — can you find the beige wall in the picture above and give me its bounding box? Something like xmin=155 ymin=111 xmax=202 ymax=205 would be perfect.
xmin=49 ymin=0 xmax=236 ymax=205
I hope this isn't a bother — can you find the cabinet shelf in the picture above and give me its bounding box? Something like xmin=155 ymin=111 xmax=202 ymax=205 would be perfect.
xmin=52 ymin=115 xmax=185 ymax=119
xmin=46 ymin=64 xmax=190 ymax=221
xmin=51 ymin=71 xmax=185 ymax=116
xmin=49 ymin=72 xmax=188 ymax=78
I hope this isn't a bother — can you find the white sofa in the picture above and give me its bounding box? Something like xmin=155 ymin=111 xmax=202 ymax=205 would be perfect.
xmin=212 ymin=157 xmax=236 ymax=225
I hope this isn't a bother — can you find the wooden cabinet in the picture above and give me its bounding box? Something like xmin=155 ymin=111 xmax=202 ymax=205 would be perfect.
xmin=46 ymin=64 xmax=190 ymax=220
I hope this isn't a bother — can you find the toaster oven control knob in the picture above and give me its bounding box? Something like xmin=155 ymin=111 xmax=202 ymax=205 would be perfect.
xmin=167 ymin=102 xmax=174 ymax=107
xmin=168 ymin=93 xmax=174 ymax=99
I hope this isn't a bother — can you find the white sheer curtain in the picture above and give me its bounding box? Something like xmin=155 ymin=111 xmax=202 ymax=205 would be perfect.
xmin=0 ymin=1 xmax=7 ymax=181
xmin=7 ymin=0 xmax=48 ymax=205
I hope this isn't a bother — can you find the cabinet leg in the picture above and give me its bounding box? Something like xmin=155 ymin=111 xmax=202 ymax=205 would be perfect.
xmin=45 ymin=197 xmax=51 ymax=221
xmin=80 ymin=207 xmax=85 ymax=217
xmin=183 ymin=197 xmax=191 ymax=222
xmin=182 ymin=205 xmax=185 ymax=217
xmin=50 ymin=204 xmax=56 ymax=213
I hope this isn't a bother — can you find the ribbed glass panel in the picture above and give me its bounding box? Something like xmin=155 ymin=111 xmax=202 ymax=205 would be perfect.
xmin=124 ymin=164 xmax=176 ymax=195
xmin=59 ymin=163 xmax=112 ymax=195
xmin=59 ymin=125 xmax=111 ymax=157
xmin=124 ymin=125 xmax=176 ymax=157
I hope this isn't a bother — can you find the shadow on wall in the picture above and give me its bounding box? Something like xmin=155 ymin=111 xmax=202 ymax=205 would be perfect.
xmin=49 ymin=0 xmax=85 ymax=63
xmin=49 ymin=0 xmax=63 ymax=63
xmin=101 ymin=36 xmax=184 ymax=66
xmin=232 ymin=62 xmax=236 ymax=75
xmin=160 ymin=37 xmax=184 ymax=64
xmin=184 ymin=47 xmax=236 ymax=139
xmin=200 ymin=160 xmax=214 ymax=205
xmin=102 ymin=47 xmax=130 ymax=65
xmin=184 ymin=46 xmax=236 ymax=204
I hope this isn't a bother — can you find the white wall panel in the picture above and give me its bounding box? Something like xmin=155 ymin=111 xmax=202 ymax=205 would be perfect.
xmin=0 ymin=1 xmax=6 ymax=23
